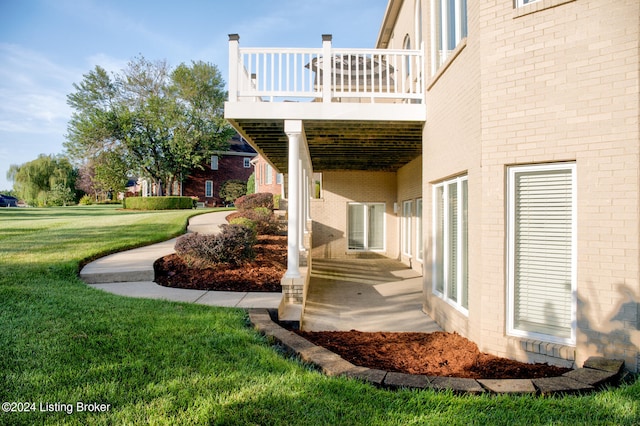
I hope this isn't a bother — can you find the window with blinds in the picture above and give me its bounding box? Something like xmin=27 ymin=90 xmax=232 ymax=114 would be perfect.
xmin=433 ymin=175 xmax=468 ymax=312
xmin=507 ymin=163 xmax=576 ymax=344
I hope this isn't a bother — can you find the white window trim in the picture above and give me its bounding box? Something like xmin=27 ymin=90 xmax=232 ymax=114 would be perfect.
xmin=243 ymin=157 xmax=251 ymax=168
xmin=266 ymin=164 xmax=273 ymax=185
xmin=205 ymin=180 xmax=214 ymax=198
xmin=211 ymin=155 xmax=219 ymax=170
xmin=432 ymin=175 xmax=468 ymax=314
xmin=416 ymin=198 xmax=423 ymax=262
xmin=515 ymin=0 xmax=541 ymax=7
xmin=506 ymin=163 xmax=577 ymax=346
xmin=402 ymin=200 xmax=413 ymax=257
xmin=347 ymin=202 xmax=386 ymax=253
xmin=430 ymin=0 xmax=468 ymax=75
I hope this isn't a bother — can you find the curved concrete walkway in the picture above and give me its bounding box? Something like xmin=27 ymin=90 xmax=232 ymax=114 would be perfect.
xmin=80 ymin=210 xmax=282 ymax=309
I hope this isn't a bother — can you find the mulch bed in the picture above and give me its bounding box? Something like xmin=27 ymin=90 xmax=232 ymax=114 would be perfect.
xmin=154 ymin=233 xmax=571 ymax=379
xmin=153 ymin=235 xmax=286 ymax=292
xmin=295 ymin=329 xmax=571 ymax=379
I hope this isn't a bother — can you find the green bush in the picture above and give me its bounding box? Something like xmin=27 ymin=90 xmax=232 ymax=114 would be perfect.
xmin=235 ymin=193 xmax=273 ymax=211
xmin=230 ymin=217 xmax=257 ymax=233
xmin=220 ymin=179 xmax=248 ymax=204
xmin=123 ymin=196 xmax=194 ymax=210
xmin=228 ymin=207 xmax=281 ymax=235
xmin=79 ymin=194 xmax=93 ymax=205
xmin=174 ymin=224 xmax=257 ymax=268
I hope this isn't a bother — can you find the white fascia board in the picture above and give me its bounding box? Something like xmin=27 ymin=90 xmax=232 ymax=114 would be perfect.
xmin=225 ymin=101 xmax=426 ymax=122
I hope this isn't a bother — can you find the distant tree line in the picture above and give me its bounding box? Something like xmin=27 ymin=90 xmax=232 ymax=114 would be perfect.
xmin=7 ymin=56 xmax=233 ymax=205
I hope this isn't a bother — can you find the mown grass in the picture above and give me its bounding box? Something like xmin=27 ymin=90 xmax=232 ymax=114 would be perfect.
xmin=0 ymin=205 xmax=638 ymax=425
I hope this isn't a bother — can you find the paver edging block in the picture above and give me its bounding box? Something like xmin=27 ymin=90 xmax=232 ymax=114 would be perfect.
xmin=247 ymin=309 xmax=627 ymax=396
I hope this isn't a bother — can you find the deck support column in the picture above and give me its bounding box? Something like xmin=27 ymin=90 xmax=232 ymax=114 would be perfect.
xmin=284 ymin=120 xmax=302 ymax=279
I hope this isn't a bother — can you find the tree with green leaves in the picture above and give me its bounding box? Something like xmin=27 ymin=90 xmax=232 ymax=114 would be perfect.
xmin=7 ymin=154 xmax=77 ymax=206
xmin=219 ymin=179 xmax=247 ymax=204
xmin=65 ymin=56 xmax=234 ymax=195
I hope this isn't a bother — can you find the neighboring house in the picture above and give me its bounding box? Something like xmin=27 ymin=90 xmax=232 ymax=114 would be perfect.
xmin=252 ymin=155 xmax=284 ymax=199
xmin=181 ymin=134 xmax=257 ymax=206
xmin=225 ymin=0 xmax=640 ymax=372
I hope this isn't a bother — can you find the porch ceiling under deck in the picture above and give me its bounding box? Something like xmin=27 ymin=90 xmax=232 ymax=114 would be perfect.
xmin=228 ymin=118 xmax=423 ymax=172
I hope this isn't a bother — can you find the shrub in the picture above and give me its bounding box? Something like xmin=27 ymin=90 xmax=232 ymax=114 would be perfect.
xmin=79 ymin=194 xmax=93 ymax=205
xmin=123 ymin=196 xmax=194 ymax=210
xmin=220 ymin=179 xmax=247 ymax=204
xmin=235 ymin=192 xmax=273 ymax=211
xmin=229 ymin=217 xmax=257 ymax=233
xmin=174 ymin=225 xmax=257 ymax=268
xmin=228 ymin=207 xmax=281 ymax=235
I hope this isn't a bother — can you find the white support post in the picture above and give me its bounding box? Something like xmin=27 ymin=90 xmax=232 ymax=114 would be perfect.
xmin=228 ymin=34 xmax=240 ymax=102
xmin=284 ymin=120 xmax=302 ymax=279
xmin=322 ymin=34 xmax=332 ymax=103
xmin=298 ymin=158 xmax=305 ymax=250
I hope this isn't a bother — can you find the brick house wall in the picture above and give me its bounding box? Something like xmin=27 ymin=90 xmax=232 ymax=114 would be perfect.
xmin=182 ymin=135 xmax=256 ymax=206
xmin=253 ymin=156 xmax=283 ymax=198
xmin=311 ymin=171 xmax=399 ymax=260
xmin=384 ymin=0 xmax=639 ymax=370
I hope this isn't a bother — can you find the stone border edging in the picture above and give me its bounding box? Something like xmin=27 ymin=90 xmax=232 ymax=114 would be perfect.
xmin=248 ymin=309 xmax=626 ymax=396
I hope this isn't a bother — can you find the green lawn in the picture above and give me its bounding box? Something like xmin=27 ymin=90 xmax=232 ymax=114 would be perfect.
xmin=0 ymin=205 xmax=638 ymax=425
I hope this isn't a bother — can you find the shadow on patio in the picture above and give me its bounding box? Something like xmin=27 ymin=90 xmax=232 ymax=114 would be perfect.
xmin=302 ymin=258 xmax=442 ymax=332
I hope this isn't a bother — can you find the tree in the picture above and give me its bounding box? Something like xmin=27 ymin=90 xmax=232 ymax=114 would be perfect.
xmin=219 ymin=179 xmax=247 ymax=204
xmin=76 ymin=151 xmax=130 ymax=202
xmin=8 ymin=154 xmax=77 ymax=206
xmin=65 ymin=56 xmax=234 ymax=196
xmin=246 ymin=172 xmax=255 ymax=195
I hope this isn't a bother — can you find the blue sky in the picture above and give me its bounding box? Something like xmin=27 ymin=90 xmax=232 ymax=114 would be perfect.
xmin=0 ymin=0 xmax=388 ymax=191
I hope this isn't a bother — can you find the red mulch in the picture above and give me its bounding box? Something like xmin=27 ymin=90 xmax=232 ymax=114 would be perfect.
xmin=296 ymin=330 xmax=571 ymax=379
xmin=154 ymin=234 xmax=571 ymax=379
xmin=153 ymin=235 xmax=286 ymax=292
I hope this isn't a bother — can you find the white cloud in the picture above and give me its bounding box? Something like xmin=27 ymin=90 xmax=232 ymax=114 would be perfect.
xmin=0 ymin=43 xmax=77 ymax=135
xmin=85 ymin=53 xmax=128 ymax=76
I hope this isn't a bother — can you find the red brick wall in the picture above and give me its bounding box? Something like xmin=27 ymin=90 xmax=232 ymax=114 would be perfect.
xmin=254 ymin=156 xmax=283 ymax=197
xmin=183 ymin=155 xmax=254 ymax=206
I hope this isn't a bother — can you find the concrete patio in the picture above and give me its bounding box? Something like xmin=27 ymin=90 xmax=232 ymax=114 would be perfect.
xmin=302 ymin=258 xmax=441 ymax=333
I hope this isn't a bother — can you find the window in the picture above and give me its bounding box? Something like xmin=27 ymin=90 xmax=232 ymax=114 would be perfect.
xmin=266 ymin=164 xmax=273 ymax=185
xmin=276 ymin=173 xmax=283 ymax=184
xmin=433 ymin=175 xmax=468 ymax=311
xmin=516 ymin=0 xmax=541 ymax=6
xmin=348 ymin=203 xmax=385 ymax=251
xmin=416 ymin=198 xmax=423 ymax=261
xmin=431 ymin=0 xmax=467 ymax=73
xmin=403 ymin=35 xmax=412 ymax=78
xmin=415 ymin=0 xmax=423 ymax=46
xmin=402 ymin=200 xmax=413 ymax=257
xmin=244 ymin=157 xmax=251 ymax=168
xmin=211 ymin=155 xmax=219 ymax=170
xmin=507 ymin=163 xmax=576 ymax=344
xmin=205 ymin=180 xmax=213 ymax=198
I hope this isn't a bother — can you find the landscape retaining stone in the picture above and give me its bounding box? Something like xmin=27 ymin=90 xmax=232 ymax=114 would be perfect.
xmin=563 ymin=368 xmax=618 ymax=387
xmin=429 ymin=377 xmax=485 ymax=394
xmin=477 ymin=379 xmax=536 ymax=395
xmin=247 ymin=309 xmax=627 ymax=396
xmin=583 ymin=357 xmax=625 ymax=374
xmin=532 ymin=376 xmax=594 ymax=395
xmin=383 ymin=372 xmax=431 ymax=390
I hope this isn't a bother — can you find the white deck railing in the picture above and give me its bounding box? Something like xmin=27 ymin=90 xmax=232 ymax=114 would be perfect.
xmin=228 ymin=34 xmax=424 ymax=103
